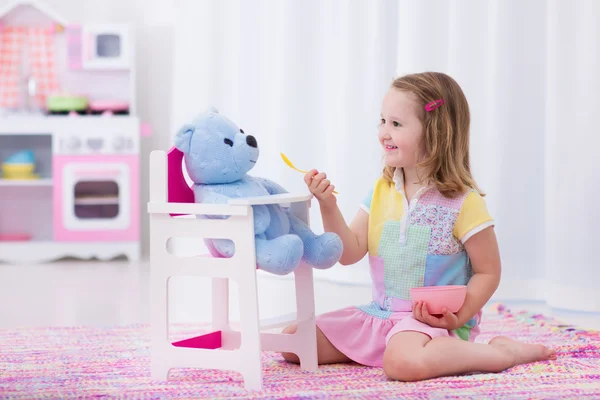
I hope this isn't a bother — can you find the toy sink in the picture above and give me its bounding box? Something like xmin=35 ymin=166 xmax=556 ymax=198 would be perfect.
xmin=409 ymin=285 xmax=467 ymax=315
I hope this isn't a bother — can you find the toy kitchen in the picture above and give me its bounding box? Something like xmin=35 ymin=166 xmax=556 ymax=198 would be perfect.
xmin=0 ymin=1 xmax=148 ymax=263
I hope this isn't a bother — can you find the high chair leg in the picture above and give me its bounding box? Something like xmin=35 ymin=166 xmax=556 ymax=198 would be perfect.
xmin=150 ymin=258 xmax=170 ymax=380
xmin=237 ymin=267 xmax=264 ymax=391
xmin=212 ymin=278 xmax=229 ymax=326
xmin=242 ymin=366 xmax=263 ymax=392
xmin=293 ymin=263 xmax=318 ymax=371
xmin=151 ymin=364 xmax=171 ymax=381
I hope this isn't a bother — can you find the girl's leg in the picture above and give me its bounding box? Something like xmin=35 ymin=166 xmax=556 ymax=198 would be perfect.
xmin=280 ymin=324 xmax=353 ymax=365
xmin=383 ymin=332 xmax=556 ymax=382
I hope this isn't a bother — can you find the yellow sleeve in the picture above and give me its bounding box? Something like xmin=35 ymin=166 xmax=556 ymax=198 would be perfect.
xmin=453 ymin=191 xmax=495 ymax=243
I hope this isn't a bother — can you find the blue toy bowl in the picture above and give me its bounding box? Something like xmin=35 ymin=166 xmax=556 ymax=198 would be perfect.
xmin=4 ymin=150 xmax=35 ymax=164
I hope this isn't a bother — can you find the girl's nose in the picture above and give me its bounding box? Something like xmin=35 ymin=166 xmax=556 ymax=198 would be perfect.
xmin=379 ymin=125 xmax=391 ymax=139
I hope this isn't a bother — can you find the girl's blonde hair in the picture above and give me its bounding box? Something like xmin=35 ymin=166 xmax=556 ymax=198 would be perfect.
xmin=382 ymin=72 xmax=484 ymax=197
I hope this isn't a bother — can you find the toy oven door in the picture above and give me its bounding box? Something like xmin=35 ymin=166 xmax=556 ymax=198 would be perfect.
xmin=54 ymin=158 xmax=134 ymax=241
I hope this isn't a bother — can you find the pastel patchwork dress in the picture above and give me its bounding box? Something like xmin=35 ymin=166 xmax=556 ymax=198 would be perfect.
xmin=316 ymin=169 xmax=494 ymax=367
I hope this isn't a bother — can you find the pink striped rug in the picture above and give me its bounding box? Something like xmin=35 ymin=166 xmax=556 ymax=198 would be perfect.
xmin=1 ymin=304 xmax=599 ymax=399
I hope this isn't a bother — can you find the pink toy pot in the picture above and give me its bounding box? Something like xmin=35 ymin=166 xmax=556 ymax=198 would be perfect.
xmin=409 ymin=285 xmax=467 ymax=315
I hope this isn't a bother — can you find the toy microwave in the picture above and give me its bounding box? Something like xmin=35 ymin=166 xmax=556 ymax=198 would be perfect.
xmin=66 ymin=23 xmax=132 ymax=70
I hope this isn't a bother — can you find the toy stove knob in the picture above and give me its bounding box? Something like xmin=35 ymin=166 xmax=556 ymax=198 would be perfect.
xmin=112 ymin=136 xmax=126 ymax=151
xmin=66 ymin=137 xmax=81 ymax=151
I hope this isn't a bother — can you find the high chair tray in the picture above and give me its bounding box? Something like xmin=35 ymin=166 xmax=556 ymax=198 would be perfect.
xmin=228 ymin=193 xmax=313 ymax=206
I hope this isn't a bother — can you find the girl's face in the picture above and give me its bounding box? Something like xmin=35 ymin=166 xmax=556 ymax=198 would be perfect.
xmin=378 ymin=89 xmax=425 ymax=170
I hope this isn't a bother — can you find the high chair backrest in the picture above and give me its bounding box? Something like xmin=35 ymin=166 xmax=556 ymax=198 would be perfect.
xmin=166 ymin=147 xmax=194 ymax=215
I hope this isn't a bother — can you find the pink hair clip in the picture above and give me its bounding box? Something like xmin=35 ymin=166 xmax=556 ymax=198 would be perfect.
xmin=425 ymin=99 xmax=444 ymax=112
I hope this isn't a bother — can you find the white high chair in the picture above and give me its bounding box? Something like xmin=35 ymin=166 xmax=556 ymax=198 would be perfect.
xmin=147 ymin=147 xmax=318 ymax=391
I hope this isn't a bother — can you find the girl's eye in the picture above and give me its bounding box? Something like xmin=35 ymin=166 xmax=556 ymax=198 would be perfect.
xmin=380 ymin=118 xmax=385 ymax=125
xmin=393 ymin=121 xmax=401 ymax=127
xmin=224 ymin=138 xmax=234 ymax=147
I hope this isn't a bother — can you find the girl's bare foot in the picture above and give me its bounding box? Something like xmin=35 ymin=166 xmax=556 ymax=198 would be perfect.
xmin=489 ymin=336 xmax=556 ymax=367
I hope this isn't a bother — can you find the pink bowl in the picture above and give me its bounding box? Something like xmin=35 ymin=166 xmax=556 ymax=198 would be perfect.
xmin=409 ymin=285 xmax=467 ymax=315
xmin=88 ymin=100 xmax=130 ymax=112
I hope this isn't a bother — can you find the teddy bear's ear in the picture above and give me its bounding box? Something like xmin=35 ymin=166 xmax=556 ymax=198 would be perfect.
xmin=207 ymin=106 xmax=219 ymax=114
xmin=174 ymin=124 xmax=195 ymax=154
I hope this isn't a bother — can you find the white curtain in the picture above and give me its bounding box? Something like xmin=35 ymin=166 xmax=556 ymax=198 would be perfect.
xmin=171 ymin=0 xmax=600 ymax=312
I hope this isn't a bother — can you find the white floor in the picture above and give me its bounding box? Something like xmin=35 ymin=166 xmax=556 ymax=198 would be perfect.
xmin=0 ymin=259 xmax=599 ymax=331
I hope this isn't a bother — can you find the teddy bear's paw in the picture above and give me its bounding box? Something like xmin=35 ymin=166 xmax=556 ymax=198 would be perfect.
xmin=303 ymin=232 xmax=343 ymax=269
xmin=255 ymin=235 xmax=304 ymax=275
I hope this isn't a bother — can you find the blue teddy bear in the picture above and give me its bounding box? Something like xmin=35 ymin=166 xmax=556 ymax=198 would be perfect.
xmin=174 ymin=108 xmax=343 ymax=275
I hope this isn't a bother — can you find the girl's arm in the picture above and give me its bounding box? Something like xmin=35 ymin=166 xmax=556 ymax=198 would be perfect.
xmin=413 ymin=226 xmax=501 ymax=330
xmin=320 ymin=202 xmax=369 ymax=265
xmin=455 ymin=226 xmax=501 ymax=326
xmin=305 ymin=170 xmax=369 ymax=265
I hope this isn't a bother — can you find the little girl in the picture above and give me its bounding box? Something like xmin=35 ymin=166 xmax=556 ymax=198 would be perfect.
xmin=282 ymin=72 xmax=556 ymax=381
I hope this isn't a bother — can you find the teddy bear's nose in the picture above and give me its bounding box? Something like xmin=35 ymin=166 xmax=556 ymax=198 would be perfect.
xmin=246 ymin=135 xmax=258 ymax=148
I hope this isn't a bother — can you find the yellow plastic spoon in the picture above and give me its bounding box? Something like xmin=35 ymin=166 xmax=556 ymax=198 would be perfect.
xmin=280 ymin=152 xmax=338 ymax=194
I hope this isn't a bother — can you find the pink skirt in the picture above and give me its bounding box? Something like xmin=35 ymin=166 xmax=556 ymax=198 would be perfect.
xmin=316 ymin=302 xmax=481 ymax=368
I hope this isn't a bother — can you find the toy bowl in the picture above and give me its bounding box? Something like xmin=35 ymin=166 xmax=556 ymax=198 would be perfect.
xmin=2 ymin=163 xmax=35 ymax=179
xmin=89 ymin=100 xmax=130 ymax=115
xmin=46 ymin=94 xmax=88 ymax=114
xmin=409 ymin=285 xmax=467 ymax=315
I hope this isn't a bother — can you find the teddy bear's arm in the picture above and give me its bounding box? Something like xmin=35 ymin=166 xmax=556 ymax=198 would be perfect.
xmin=197 ymin=185 xmax=271 ymax=235
xmin=255 ymin=178 xmax=289 ymax=195
xmin=196 ymin=186 xmax=232 ymax=204
xmin=193 ymin=186 xmax=234 ymax=220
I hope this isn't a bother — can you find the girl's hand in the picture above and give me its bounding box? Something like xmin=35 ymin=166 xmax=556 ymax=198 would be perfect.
xmin=304 ymin=169 xmax=336 ymax=204
xmin=412 ymin=301 xmax=460 ymax=331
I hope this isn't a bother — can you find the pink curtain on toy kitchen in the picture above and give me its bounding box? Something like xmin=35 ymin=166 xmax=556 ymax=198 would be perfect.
xmin=0 ymin=26 xmax=59 ymax=109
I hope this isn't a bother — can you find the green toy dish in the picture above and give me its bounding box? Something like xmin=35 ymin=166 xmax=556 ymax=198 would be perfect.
xmin=46 ymin=95 xmax=88 ymax=112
